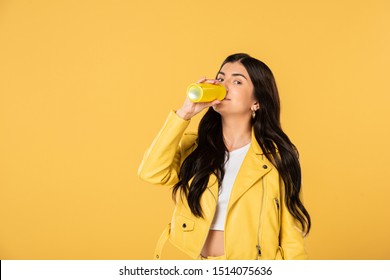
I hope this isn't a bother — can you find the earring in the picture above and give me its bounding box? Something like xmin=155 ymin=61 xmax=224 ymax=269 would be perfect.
xmin=252 ymin=110 xmax=256 ymax=119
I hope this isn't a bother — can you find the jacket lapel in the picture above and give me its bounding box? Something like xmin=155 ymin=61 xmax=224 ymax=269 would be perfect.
xmin=227 ymin=131 xmax=273 ymax=209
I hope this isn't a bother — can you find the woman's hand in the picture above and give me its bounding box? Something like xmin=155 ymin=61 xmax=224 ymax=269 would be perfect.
xmin=176 ymin=77 xmax=221 ymax=120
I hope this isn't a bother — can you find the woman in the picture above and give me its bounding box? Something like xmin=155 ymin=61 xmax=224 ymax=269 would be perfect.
xmin=138 ymin=53 xmax=311 ymax=260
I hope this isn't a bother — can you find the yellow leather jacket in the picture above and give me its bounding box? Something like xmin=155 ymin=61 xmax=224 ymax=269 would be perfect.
xmin=138 ymin=111 xmax=308 ymax=260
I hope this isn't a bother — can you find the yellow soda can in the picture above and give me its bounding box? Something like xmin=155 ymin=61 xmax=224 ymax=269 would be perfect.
xmin=186 ymin=83 xmax=226 ymax=102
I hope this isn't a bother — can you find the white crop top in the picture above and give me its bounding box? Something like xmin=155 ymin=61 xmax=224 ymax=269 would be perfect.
xmin=210 ymin=143 xmax=251 ymax=231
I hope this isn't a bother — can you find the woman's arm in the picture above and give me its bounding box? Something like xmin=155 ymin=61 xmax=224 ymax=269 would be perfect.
xmin=138 ymin=78 xmax=221 ymax=186
xmin=138 ymin=111 xmax=192 ymax=186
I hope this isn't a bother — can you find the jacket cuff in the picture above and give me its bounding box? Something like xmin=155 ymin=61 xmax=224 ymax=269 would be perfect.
xmin=164 ymin=110 xmax=191 ymax=132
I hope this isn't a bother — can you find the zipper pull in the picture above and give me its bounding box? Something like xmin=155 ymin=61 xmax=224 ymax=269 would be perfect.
xmin=256 ymin=245 xmax=262 ymax=256
xmin=275 ymin=198 xmax=280 ymax=209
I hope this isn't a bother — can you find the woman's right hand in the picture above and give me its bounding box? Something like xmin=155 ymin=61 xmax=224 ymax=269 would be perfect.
xmin=176 ymin=77 xmax=221 ymax=120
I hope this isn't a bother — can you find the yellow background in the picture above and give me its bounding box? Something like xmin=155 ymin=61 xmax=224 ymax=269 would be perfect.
xmin=1 ymin=0 xmax=389 ymax=259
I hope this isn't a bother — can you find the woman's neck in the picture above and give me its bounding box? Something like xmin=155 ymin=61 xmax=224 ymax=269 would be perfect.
xmin=221 ymin=116 xmax=252 ymax=152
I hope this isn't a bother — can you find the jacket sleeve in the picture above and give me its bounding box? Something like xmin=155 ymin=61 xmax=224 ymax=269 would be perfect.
xmin=137 ymin=110 xmax=194 ymax=186
xmin=279 ymin=176 xmax=309 ymax=260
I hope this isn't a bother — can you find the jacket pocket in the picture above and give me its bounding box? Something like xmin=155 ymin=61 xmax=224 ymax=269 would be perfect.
xmin=176 ymin=215 xmax=195 ymax=232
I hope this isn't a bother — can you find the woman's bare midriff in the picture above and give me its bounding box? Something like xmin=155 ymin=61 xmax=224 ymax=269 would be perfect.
xmin=201 ymin=230 xmax=224 ymax=257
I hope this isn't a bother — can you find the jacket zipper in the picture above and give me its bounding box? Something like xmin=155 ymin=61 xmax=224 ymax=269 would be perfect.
xmin=274 ymin=198 xmax=280 ymax=228
xmin=256 ymin=155 xmax=266 ymax=257
xmin=275 ymin=198 xmax=279 ymax=209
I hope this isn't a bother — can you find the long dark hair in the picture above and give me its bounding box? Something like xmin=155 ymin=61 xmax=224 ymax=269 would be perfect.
xmin=172 ymin=53 xmax=311 ymax=235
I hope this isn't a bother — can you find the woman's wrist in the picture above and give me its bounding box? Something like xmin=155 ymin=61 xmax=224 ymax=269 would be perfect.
xmin=176 ymin=108 xmax=192 ymax=120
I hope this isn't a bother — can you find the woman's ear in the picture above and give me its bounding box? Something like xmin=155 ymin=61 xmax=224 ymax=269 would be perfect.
xmin=251 ymin=102 xmax=260 ymax=112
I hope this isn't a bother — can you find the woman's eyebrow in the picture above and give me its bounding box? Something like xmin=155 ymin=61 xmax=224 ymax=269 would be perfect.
xmin=217 ymin=71 xmax=247 ymax=80
xmin=232 ymin=73 xmax=248 ymax=80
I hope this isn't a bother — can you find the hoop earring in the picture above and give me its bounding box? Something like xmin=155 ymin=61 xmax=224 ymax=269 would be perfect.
xmin=252 ymin=110 xmax=256 ymax=119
